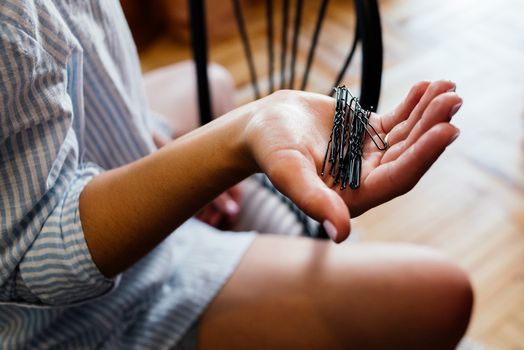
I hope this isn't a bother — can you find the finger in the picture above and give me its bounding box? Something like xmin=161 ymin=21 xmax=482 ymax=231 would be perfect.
xmin=361 ymin=123 xmax=460 ymax=209
xmin=380 ymin=81 xmax=431 ymax=133
xmin=196 ymin=207 xmax=214 ymax=224
xmin=198 ymin=205 xmax=226 ymax=227
xmin=265 ymin=153 xmax=351 ymax=242
xmin=381 ymin=92 xmax=462 ymax=163
xmin=207 ymin=210 xmax=224 ymax=227
xmin=226 ymin=184 xmax=243 ymax=205
xmin=386 ymin=80 xmax=456 ymax=146
xmin=152 ymin=132 xmax=170 ymax=149
xmin=212 ymin=192 xmax=240 ymax=216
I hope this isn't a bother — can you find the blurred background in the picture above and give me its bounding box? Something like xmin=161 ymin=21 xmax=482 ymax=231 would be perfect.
xmin=121 ymin=0 xmax=524 ymax=347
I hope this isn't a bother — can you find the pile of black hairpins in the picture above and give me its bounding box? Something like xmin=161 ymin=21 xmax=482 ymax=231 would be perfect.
xmin=321 ymin=86 xmax=388 ymax=190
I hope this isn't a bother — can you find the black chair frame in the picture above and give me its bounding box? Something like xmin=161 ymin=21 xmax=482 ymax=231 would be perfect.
xmin=188 ymin=0 xmax=383 ymax=125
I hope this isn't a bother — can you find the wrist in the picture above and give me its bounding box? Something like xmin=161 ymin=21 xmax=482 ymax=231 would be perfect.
xmin=227 ymin=100 xmax=262 ymax=176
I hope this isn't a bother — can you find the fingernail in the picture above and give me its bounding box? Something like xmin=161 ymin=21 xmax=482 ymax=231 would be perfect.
xmin=449 ymin=102 xmax=462 ymax=118
xmin=323 ymin=220 xmax=338 ymax=242
xmin=447 ymin=85 xmax=456 ymax=92
xmin=225 ymin=200 xmax=240 ymax=215
xmin=448 ymin=130 xmax=460 ymax=145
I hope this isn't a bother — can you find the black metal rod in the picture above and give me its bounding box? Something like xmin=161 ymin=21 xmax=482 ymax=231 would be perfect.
xmin=266 ymin=0 xmax=274 ymax=94
xmin=331 ymin=18 xmax=360 ymax=95
xmin=355 ymin=0 xmax=383 ymax=111
xmin=232 ymin=0 xmax=261 ymax=99
xmin=300 ymin=0 xmax=329 ymax=91
xmin=288 ymin=0 xmax=303 ymax=89
xmin=188 ymin=0 xmax=213 ymax=124
xmin=280 ymin=0 xmax=290 ymax=89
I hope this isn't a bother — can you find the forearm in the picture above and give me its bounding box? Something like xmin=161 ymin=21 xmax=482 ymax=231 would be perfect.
xmin=78 ymin=83 xmax=453 ymax=276
xmin=79 ymin=103 xmax=258 ymax=277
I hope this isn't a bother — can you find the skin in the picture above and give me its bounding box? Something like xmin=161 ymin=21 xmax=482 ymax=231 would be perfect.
xmin=145 ymin=62 xmax=242 ymax=228
xmin=200 ymin=237 xmax=472 ymax=350
xmin=196 ymin=80 xmax=471 ymax=350
xmin=81 ymin=62 xmax=471 ymax=348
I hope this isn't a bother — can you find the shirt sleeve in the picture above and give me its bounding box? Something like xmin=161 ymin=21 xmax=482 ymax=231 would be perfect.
xmin=0 ymin=20 xmax=117 ymax=306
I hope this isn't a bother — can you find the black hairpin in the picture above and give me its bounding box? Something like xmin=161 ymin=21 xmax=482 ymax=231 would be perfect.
xmin=322 ymin=86 xmax=388 ymax=190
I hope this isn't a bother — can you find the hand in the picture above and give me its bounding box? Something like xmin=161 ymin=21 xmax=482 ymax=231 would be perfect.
xmin=245 ymin=80 xmax=461 ymax=242
xmin=196 ymin=185 xmax=242 ymax=228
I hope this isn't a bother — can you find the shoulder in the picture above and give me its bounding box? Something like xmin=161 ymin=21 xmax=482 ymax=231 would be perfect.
xmin=0 ymin=1 xmax=76 ymax=143
xmin=0 ymin=1 xmax=39 ymax=37
xmin=0 ymin=0 xmax=77 ymax=64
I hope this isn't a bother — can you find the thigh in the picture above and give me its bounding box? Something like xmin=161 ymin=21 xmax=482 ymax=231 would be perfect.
xmin=198 ymin=235 xmax=473 ymax=350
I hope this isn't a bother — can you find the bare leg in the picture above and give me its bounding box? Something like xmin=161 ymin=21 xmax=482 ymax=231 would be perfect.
xmin=143 ymin=60 xmax=236 ymax=137
xmin=199 ymin=236 xmax=473 ymax=350
xmin=143 ymin=72 xmax=473 ymax=347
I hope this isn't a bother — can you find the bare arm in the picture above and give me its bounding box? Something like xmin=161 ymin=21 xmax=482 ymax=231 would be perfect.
xmin=80 ymin=103 xmax=257 ymax=277
xmin=81 ymin=82 xmax=461 ymax=277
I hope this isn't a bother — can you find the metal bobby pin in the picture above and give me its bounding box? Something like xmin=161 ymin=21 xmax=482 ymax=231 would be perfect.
xmin=322 ymin=86 xmax=388 ymax=190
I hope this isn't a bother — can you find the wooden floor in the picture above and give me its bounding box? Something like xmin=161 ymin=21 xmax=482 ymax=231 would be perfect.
xmin=139 ymin=0 xmax=524 ymax=348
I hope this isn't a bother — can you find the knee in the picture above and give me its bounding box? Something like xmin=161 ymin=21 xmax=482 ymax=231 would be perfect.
xmin=208 ymin=63 xmax=236 ymax=115
xmin=381 ymin=245 xmax=474 ymax=349
xmin=324 ymin=243 xmax=474 ymax=349
xmin=419 ymin=251 xmax=474 ymax=349
xmin=208 ymin=63 xmax=235 ymax=89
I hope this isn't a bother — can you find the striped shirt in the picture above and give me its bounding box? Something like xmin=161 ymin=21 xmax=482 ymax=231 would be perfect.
xmin=0 ymin=1 xmax=254 ymax=348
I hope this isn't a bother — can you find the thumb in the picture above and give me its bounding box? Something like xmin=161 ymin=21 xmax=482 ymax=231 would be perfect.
xmin=266 ymin=156 xmax=351 ymax=242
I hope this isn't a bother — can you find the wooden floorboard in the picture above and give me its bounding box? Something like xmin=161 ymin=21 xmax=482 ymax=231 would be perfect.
xmin=139 ymin=0 xmax=524 ymax=347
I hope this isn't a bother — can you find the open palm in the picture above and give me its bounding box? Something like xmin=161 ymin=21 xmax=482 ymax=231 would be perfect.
xmin=248 ymin=80 xmax=462 ymax=242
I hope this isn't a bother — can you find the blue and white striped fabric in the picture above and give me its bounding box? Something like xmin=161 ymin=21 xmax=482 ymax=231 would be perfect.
xmin=0 ymin=0 xmax=255 ymax=348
